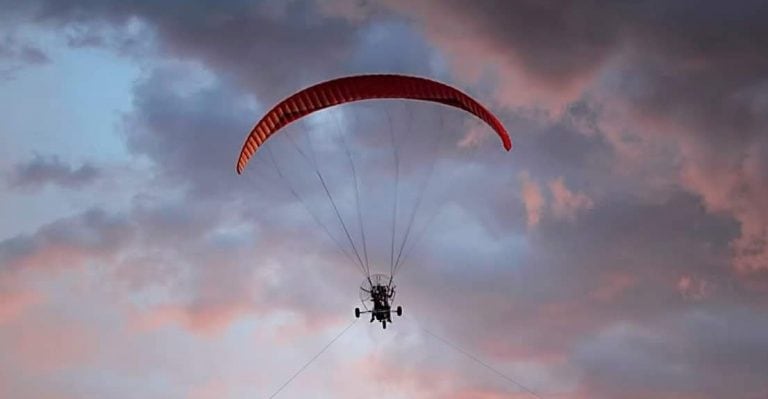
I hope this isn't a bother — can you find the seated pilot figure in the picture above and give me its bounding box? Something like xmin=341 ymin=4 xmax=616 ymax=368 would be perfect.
xmin=371 ymin=286 xmax=386 ymax=320
xmin=370 ymin=286 xmax=381 ymax=322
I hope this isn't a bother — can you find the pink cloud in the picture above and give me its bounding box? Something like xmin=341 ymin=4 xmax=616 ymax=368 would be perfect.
xmin=680 ymin=143 xmax=768 ymax=274
xmin=338 ymin=346 xmax=580 ymax=399
xmin=438 ymin=389 xmax=539 ymax=399
xmin=129 ymin=299 xmax=257 ymax=336
xmin=518 ymin=174 xmax=593 ymax=228
xmin=590 ymin=271 xmax=637 ymax=302
xmin=592 ymin=81 xmax=768 ymax=276
xmin=3 ymin=316 xmax=96 ymax=372
xmin=549 ymin=177 xmax=594 ymax=221
xmin=519 ymin=171 xmax=544 ymax=228
xmin=458 ymin=125 xmax=491 ymax=149
xmin=365 ymin=0 xmax=610 ymax=114
xmin=0 ymin=209 xmax=134 ymax=275
xmin=5 ymin=244 xmax=110 ymax=272
xmin=467 ymin=297 xmax=601 ymax=364
xmin=187 ymin=377 xmax=232 ymax=399
xmin=0 ymin=281 xmax=42 ymax=325
xmin=340 ymin=352 xmax=484 ymax=398
xmin=677 ymin=274 xmax=714 ymax=302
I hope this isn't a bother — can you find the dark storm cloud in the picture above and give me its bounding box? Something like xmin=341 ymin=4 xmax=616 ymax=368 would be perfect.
xmin=366 ymin=0 xmax=768 ymax=275
xmin=10 ymin=0 xmax=361 ymax=95
xmin=6 ymin=155 xmax=99 ymax=190
xmin=4 ymin=0 xmax=445 ymax=200
xmin=123 ymin=66 xmax=254 ymax=197
xmin=380 ymin=0 xmax=768 ymax=98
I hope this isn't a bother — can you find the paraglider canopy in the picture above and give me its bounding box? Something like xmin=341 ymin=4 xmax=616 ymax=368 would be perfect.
xmin=234 ymin=72 xmax=513 ymax=287
xmin=236 ymin=74 xmax=512 ymax=174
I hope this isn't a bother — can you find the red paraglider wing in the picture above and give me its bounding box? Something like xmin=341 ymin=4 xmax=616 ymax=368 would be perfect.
xmin=236 ymin=74 xmax=511 ymax=174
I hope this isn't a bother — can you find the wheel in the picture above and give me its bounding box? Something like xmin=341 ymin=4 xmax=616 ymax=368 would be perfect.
xmin=382 ymin=320 xmax=387 ymax=329
xmin=355 ymin=308 xmax=360 ymax=318
xmin=396 ymin=306 xmax=402 ymax=316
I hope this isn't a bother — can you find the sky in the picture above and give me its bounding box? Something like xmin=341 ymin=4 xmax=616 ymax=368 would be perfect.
xmin=1 ymin=1 xmax=768 ymax=398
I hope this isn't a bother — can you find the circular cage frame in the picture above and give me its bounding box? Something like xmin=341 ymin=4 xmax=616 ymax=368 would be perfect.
xmin=359 ymin=273 xmax=395 ymax=311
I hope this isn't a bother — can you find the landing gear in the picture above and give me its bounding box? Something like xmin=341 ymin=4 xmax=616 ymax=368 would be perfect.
xmin=396 ymin=305 xmax=402 ymax=316
xmin=382 ymin=320 xmax=387 ymax=329
xmin=355 ymin=307 xmax=360 ymax=318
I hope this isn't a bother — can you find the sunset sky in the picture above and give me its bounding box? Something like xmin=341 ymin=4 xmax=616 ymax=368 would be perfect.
xmin=2 ymin=1 xmax=768 ymax=398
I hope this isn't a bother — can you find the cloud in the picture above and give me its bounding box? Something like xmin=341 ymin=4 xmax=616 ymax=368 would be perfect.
xmin=121 ymin=66 xmax=256 ymax=197
xmin=129 ymin=301 xmax=253 ymax=336
xmin=0 ymin=286 xmax=42 ymax=325
xmin=678 ymin=138 xmax=768 ymax=274
xmin=8 ymin=0 xmax=363 ymax=95
xmin=0 ymin=208 xmax=132 ymax=273
xmin=590 ymin=271 xmax=637 ymax=302
xmin=0 ymin=33 xmax=50 ymax=79
xmin=519 ymin=171 xmax=543 ymax=228
xmin=363 ymin=0 xmax=768 ymax=275
xmin=6 ymin=155 xmax=100 ymax=191
xmin=517 ymin=173 xmax=593 ymax=228
xmin=186 ymin=378 xmax=233 ymax=399
xmin=549 ymin=176 xmax=594 ymax=221
xmin=5 ymin=317 xmax=97 ymax=372
xmin=677 ymin=274 xmax=715 ymax=302
xmin=0 ymin=188 xmax=358 ymax=339
xmin=573 ymin=307 xmax=768 ymax=399
xmin=3 ymin=1 xmax=768 ymax=398
xmin=398 ymin=189 xmax=759 ymax=398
